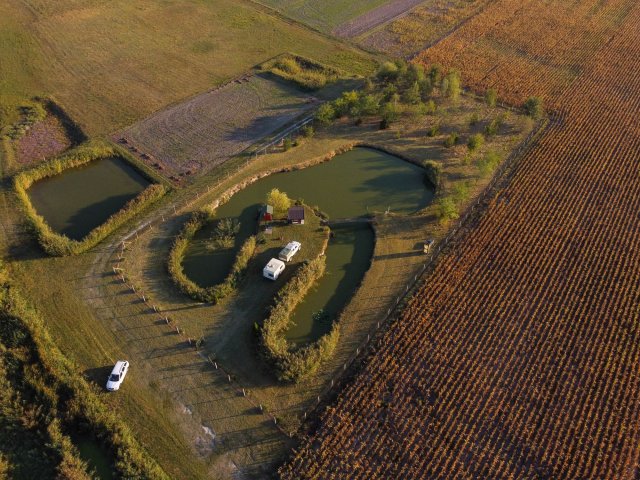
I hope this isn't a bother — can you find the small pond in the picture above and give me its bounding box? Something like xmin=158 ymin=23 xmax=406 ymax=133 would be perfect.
xmin=28 ymin=156 xmax=150 ymax=240
xmin=182 ymin=147 xmax=433 ymax=343
xmin=74 ymin=435 xmax=114 ymax=480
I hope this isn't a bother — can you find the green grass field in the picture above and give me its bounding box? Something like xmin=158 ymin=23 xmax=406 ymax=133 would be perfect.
xmin=0 ymin=0 xmax=375 ymax=135
xmin=255 ymin=0 xmax=392 ymax=32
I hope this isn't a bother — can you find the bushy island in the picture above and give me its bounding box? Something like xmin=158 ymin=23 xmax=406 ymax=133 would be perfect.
xmin=14 ymin=141 xmax=167 ymax=256
xmin=0 ymin=261 xmax=168 ymax=479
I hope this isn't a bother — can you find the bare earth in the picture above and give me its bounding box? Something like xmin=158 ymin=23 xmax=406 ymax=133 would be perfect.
xmin=120 ymin=75 xmax=315 ymax=178
xmin=332 ymin=0 xmax=425 ymax=38
xmin=16 ymin=115 xmax=72 ymax=166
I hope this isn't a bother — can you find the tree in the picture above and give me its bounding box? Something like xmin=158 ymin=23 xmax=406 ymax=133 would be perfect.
xmin=376 ymin=61 xmax=399 ymax=84
xmin=428 ymin=64 xmax=442 ymax=86
xmin=524 ymin=96 xmax=544 ymax=119
xmin=315 ymin=103 xmax=335 ymax=125
xmin=403 ymin=81 xmax=421 ymax=105
xmin=334 ymin=90 xmax=360 ymax=117
xmin=437 ymin=197 xmax=459 ymax=221
xmin=442 ymin=70 xmax=461 ymax=101
xmin=485 ymin=88 xmax=498 ymax=107
xmin=419 ymin=78 xmax=434 ymax=101
xmin=358 ymin=94 xmax=380 ymax=116
xmin=267 ymin=188 xmax=291 ymax=218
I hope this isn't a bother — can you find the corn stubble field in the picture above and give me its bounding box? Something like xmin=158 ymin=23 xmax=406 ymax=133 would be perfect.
xmin=282 ymin=1 xmax=640 ymax=478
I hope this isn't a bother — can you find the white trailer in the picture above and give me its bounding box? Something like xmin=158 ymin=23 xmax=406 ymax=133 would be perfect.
xmin=278 ymin=241 xmax=301 ymax=262
xmin=263 ymin=258 xmax=285 ymax=280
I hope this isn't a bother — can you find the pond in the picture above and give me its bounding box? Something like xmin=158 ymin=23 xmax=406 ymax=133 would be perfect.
xmin=285 ymin=223 xmax=374 ymax=346
xmin=28 ymin=156 xmax=150 ymax=240
xmin=74 ymin=435 xmax=114 ymax=480
xmin=182 ymin=147 xmax=433 ymax=343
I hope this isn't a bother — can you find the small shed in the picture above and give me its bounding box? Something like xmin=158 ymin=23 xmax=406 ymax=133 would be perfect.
xmin=261 ymin=204 xmax=274 ymax=222
xmin=263 ymin=258 xmax=285 ymax=280
xmin=288 ymin=206 xmax=305 ymax=225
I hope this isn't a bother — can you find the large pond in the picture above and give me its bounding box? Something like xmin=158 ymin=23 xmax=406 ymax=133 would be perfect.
xmin=183 ymin=147 xmax=433 ymax=343
xmin=28 ymin=156 xmax=150 ymax=240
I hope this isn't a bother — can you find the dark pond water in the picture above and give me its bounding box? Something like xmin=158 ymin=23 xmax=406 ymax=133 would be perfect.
xmin=28 ymin=156 xmax=150 ymax=240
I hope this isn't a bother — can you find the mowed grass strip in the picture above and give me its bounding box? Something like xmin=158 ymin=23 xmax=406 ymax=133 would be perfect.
xmin=3 ymin=0 xmax=376 ymax=135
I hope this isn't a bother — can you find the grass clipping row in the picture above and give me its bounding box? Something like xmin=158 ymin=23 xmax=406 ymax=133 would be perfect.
xmin=260 ymin=256 xmax=339 ymax=382
xmin=13 ymin=142 xmax=166 ymax=256
xmin=168 ymin=209 xmax=257 ymax=303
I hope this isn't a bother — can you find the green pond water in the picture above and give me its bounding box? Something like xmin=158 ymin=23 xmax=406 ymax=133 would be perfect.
xmin=182 ymin=147 xmax=433 ymax=344
xmin=27 ymin=156 xmax=150 ymax=240
xmin=75 ymin=435 xmax=114 ymax=479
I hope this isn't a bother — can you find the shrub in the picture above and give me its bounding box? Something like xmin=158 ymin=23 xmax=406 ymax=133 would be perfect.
xmin=266 ymin=54 xmax=339 ymax=91
xmin=444 ymin=132 xmax=460 ymax=148
xmin=486 ymin=88 xmax=498 ymax=107
xmin=469 ymin=112 xmax=480 ymax=126
xmin=315 ymin=103 xmax=336 ymax=126
xmin=376 ymin=61 xmax=400 ymax=84
xmin=283 ymin=137 xmax=293 ymax=151
xmin=423 ymin=160 xmax=441 ymax=188
xmin=437 ymin=197 xmax=459 ymax=221
xmin=301 ymin=125 xmax=314 ymax=138
xmin=427 ymin=123 xmax=440 ymax=137
xmin=478 ymin=150 xmax=502 ymax=177
xmin=14 ymin=142 xmax=167 ymax=256
xmin=467 ymin=133 xmax=485 ymax=151
xmin=524 ymin=96 xmax=544 ymax=119
xmin=485 ymin=118 xmax=500 ymax=137
xmin=259 ymin=257 xmax=339 ymax=382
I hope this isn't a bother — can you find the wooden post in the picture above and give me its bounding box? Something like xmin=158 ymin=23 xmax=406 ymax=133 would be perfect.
xmin=227 ymin=374 xmax=231 ymax=382
xmin=242 ymin=388 xmax=246 ymax=397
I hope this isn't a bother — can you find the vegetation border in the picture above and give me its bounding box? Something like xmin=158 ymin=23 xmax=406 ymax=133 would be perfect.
xmin=167 ymin=209 xmax=258 ymax=303
xmin=14 ymin=140 xmax=168 ymax=256
xmin=0 ymin=263 xmax=168 ymax=479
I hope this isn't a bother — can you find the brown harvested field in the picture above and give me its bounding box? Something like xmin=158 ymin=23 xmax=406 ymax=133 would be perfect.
xmin=281 ymin=1 xmax=640 ymax=479
xmin=332 ymin=0 xmax=425 ymax=39
xmin=15 ymin=114 xmax=72 ymax=166
xmin=415 ymin=0 xmax=636 ymax=109
xmin=359 ymin=0 xmax=491 ymax=57
xmin=120 ymin=75 xmax=316 ymax=178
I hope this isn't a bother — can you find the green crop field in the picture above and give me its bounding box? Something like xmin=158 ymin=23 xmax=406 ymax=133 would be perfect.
xmin=0 ymin=0 xmax=375 ymax=136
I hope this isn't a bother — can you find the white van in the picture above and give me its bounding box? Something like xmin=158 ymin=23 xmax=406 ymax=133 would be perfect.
xmin=278 ymin=241 xmax=301 ymax=262
xmin=106 ymin=360 xmax=129 ymax=391
xmin=263 ymin=258 xmax=285 ymax=280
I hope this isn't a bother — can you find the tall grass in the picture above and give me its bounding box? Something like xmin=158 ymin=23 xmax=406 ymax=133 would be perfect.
xmin=262 ymin=54 xmax=340 ymax=91
xmin=13 ymin=141 xmax=167 ymax=256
